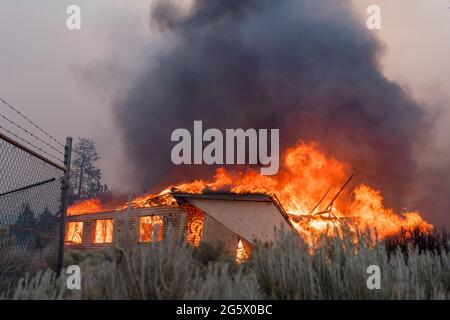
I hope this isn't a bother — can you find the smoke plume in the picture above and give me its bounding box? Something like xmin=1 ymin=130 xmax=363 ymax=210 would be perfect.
xmin=113 ymin=0 xmax=435 ymax=222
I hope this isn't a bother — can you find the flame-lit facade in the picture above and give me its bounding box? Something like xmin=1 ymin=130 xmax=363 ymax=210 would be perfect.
xmin=65 ymin=206 xmax=191 ymax=250
xmin=65 ymin=192 xmax=295 ymax=260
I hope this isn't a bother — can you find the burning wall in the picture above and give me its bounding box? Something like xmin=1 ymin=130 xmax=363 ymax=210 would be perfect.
xmin=65 ymin=206 xmax=185 ymax=251
xmin=184 ymin=204 xmax=204 ymax=247
xmin=65 ymin=192 xmax=294 ymax=261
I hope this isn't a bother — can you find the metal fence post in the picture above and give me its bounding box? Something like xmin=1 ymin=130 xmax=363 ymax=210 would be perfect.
xmin=56 ymin=137 xmax=72 ymax=273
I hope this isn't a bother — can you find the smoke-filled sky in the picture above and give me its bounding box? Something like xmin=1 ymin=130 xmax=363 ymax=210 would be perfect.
xmin=0 ymin=0 xmax=449 ymax=227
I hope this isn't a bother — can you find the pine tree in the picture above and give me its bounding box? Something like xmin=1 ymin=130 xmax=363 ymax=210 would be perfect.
xmin=35 ymin=208 xmax=57 ymax=249
xmin=10 ymin=204 xmax=37 ymax=247
xmin=70 ymin=138 xmax=103 ymax=201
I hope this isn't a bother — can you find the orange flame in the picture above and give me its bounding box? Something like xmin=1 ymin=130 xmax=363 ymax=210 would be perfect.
xmin=68 ymin=198 xmax=106 ymax=216
xmin=94 ymin=219 xmax=113 ymax=244
xmin=139 ymin=215 xmax=163 ymax=243
xmin=236 ymin=239 xmax=249 ymax=263
xmin=68 ymin=141 xmax=432 ymax=244
xmin=65 ymin=222 xmax=83 ymax=243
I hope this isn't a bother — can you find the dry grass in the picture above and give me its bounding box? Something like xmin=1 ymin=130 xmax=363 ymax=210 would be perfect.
xmin=1 ymin=230 xmax=449 ymax=300
xmin=0 ymin=231 xmax=58 ymax=293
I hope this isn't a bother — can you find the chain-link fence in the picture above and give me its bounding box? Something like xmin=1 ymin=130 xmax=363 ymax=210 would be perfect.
xmin=0 ymin=132 xmax=67 ymax=290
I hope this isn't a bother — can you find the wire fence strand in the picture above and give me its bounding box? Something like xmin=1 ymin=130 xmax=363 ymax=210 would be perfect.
xmin=0 ymin=124 xmax=64 ymax=165
xmin=0 ymin=97 xmax=65 ymax=148
xmin=0 ymin=112 xmax=63 ymax=155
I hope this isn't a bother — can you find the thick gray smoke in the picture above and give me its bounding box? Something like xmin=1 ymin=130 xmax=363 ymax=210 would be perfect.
xmin=114 ymin=0 xmax=434 ymax=221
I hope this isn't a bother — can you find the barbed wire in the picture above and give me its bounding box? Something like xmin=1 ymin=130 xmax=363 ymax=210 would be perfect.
xmin=0 ymin=97 xmax=65 ymax=148
xmin=0 ymin=124 xmax=64 ymax=164
xmin=0 ymin=112 xmax=63 ymax=155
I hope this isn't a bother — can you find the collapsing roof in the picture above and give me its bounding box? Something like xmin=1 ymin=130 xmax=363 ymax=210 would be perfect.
xmin=172 ymin=191 xmax=296 ymax=245
xmin=65 ymin=191 xmax=299 ymax=256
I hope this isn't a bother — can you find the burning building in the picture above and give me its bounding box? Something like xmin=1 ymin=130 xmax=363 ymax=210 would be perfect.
xmin=65 ymin=191 xmax=295 ymax=261
xmin=62 ymin=0 xmax=439 ymax=252
xmin=66 ymin=142 xmax=433 ymax=256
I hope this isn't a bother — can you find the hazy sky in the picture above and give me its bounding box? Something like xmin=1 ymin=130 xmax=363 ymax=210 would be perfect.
xmin=0 ymin=0 xmax=449 ymax=198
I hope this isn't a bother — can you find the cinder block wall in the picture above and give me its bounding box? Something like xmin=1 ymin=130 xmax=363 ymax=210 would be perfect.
xmin=65 ymin=206 xmax=185 ymax=251
xmin=184 ymin=204 xmax=204 ymax=246
xmin=65 ymin=205 xmax=250 ymax=260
